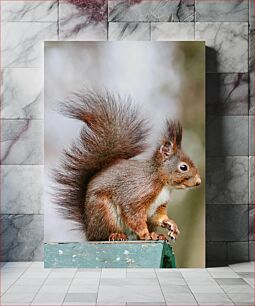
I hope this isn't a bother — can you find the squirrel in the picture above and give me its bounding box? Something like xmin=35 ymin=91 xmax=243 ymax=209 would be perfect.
xmin=53 ymin=91 xmax=201 ymax=242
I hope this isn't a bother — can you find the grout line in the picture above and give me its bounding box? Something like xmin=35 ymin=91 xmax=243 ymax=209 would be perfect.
xmin=1 ymin=261 xmax=33 ymax=296
xmin=95 ymin=268 xmax=102 ymax=305
xmin=154 ymin=268 xmax=168 ymax=306
xmin=179 ymin=270 xmax=200 ymax=305
xmin=61 ymin=267 xmax=78 ymax=304
xmin=29 ymin=265 xmax=53 ymax=305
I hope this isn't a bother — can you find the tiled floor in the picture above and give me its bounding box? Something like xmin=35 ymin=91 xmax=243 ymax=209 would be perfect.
xmin=0 ymin=262 xmax=254 ymax=305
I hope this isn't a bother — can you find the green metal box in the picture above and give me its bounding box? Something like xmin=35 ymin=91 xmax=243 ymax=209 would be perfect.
xmin=44 ymin=241 xmax=176 ymax=268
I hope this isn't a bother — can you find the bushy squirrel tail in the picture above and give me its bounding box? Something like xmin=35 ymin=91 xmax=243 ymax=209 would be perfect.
xmin=53 ymin=90 xmax=149 ymax=232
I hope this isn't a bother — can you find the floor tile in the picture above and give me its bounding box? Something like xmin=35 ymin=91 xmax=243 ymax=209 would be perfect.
xmin=163 ymin=293 xmax=198 ymax=305
xmin=193 ymin=292 xmax=234 ymax=305
xmin=207 ymin=267 xmax=240 ymax=277
xmin=160 ymin=284 xmax=191 ymax=293
xmin=101 ymin=268 xmax=126 ymax=278
xmin=1 ymin=291 xmax=36 ymax=303
xmin=180 ymin=268 xmax=211 ymax=278
xmin=227 ymin=292 xmax=254 ymax=305
xmin=14 ymin=277 xmax=46 ymax=286
xmin=2 ymin=262 xmax=32 ymax=268
xmin=31 ymin=292 xmax=66 ymax=305
xmin=230 ymin=262 xmax=254 ymax=272
xmin=220 ymin=284 xmax=253 ymax=293
xmin=189 ymin=284 xmax=224 ymax=293
xmin=243 ymin=277 xmax=255 ymax=288
xmin=127 ymin=269 xmax=156 ymax=278
xmin=64 ymin=292 xmax=97 ymax=303
xmin=215 ymin=277 xmax=247 ymax=285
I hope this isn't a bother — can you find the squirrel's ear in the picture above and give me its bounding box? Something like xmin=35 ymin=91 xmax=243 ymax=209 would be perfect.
xmin=167 ymin=120 xmax=182 ymax=148
xmin=159 ymin=140 xmax=175 ymax=159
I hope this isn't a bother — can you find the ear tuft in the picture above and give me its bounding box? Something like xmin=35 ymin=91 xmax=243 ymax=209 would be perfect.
xmin=159 ymin=141 xmax=173 ymax=158
xmin=166 ymin=120 xmax=182 ymax=148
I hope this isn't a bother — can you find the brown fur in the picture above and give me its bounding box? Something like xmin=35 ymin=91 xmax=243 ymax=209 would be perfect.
xmin=54 ymin=91 xmax=201 ymax=241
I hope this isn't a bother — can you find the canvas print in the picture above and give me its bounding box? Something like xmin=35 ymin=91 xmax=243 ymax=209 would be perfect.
xmin=44 ymin=41 xmax=205 ymax=268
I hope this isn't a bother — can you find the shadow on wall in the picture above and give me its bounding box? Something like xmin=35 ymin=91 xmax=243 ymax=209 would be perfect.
xmin=205 ymin=47 xmax=236 ymax=267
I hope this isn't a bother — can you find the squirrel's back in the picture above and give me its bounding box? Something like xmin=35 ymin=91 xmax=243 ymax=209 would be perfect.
xmin=53 ymin=91 xmax=149 ymax=233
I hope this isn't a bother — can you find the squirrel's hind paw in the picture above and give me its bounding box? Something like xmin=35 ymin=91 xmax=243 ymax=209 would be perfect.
xmin=109 ymin=233 xmax=128 ymax=241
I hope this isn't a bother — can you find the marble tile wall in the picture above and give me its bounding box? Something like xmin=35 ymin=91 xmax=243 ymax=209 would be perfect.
xmin=0 ymin=0 xmax=253 ymax=265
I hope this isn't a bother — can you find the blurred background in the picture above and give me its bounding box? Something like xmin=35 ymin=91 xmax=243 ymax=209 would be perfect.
xmin=44 ymin=41 xmax=205 ymax=268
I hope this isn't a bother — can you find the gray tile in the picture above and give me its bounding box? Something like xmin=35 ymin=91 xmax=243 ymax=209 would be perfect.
xmin=59 ymin=1 xmax=107 ymax=41
xmin=1 ymin=291 xmax=36 ymax=304
xmin=196 ymin=0 xmax=248 ymax=22
xmin=127 ymin=303 xmax=166 ymax=306
xmin=249 ymin=24 xmax=254 ymax=72
xmin=0 ymin=215 xmax=43 ymax=261
xmin=109 ymin=22 xmax=150 ymax=41
xmin=249 ymin=241 xmax=254 ymax=261
xmin=237 ymin=272 xmax=254 ymax=278
xmin=249 ymin=116 xmax=254 ymax=155
xmin=243 ymin=276 xmax=255 ymax=288
xmin=1 ymin=165 xmax=43 ymax=214
xmin=1 ymin=68 xmax=43 ymax=119
xmin=97 ymin=278 xmax=164 ymax=303
xmin=163 ymin=293 xmax=198 ymax=305
xmin=206 ymin=205 xmax=248 ymax=241
xmin=1 ymin=0 xmax=58 ymax=22
xmin=249 ymin=204 xmax=254 ymax=240
xmin=160 ymin=284 xmax=191 ymax=294
xmin=215 ymin=278 xmax=247 ymax=285
xmin=230 ymin=262 xmax=254 ymax=272
xmin=1 ymin=119 xmax=43 ymax=165
xmin=206 ymin=242 xmax=227 ymax=266
xmin=108 ymin=0 xmax=195 ymax=22
xmin=207 ymin=267 xmax=240 ymax=278
xmin=193 ymin=292 xmax=233 ymax=305
xmin=249 ymin=70 xmax=254 ymax=114
xmin=64 ymin=293 xmax=97 ymax=303
xmin=249 ymin=157 xmax=254 ymax=205
xmin=207 ymin=116 xmax=248 ymax=156
xmin=220 ymin=284 xmax=253 ymax=294
xmin=227 ymin=292 xmax=254 ymax=305
xmin=151 ymin=22 xmax=194 ymax=40
xmin=31 ymin=291 xmax=66 ymax=304
xmin=196 ymin=23 xmax=248 ymax=73
xmin=189 ymin=284 xmax=224 ymax=294
xmin=227 ymin=242 xmax=249 ymax=262
xmin=206 ymin=157 xmax=248 ymax=204
xmin=1 ymin=22 xmax=57 ymax=68
xmin=250 ymin=0 xmax=255 ymax=21
xmin=249 ymin=23 xmax=254 ymax=114
xmin=206 ymin=73 xmax=248 ymax=116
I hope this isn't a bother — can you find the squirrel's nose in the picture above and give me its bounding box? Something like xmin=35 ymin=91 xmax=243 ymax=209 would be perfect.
xmin=195 ymin=175 xmax=201 ymax=186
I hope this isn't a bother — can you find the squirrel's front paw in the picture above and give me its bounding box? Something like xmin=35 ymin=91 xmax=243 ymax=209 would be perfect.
xmin=161 ymin=219 xmax=180 ymax=240
xmin=143 ymin=232 xmax=166 ymax=241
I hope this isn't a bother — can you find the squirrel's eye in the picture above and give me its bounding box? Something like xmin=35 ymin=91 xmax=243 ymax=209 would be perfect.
xmin=178 ymin=162 xmax=189 ymax=172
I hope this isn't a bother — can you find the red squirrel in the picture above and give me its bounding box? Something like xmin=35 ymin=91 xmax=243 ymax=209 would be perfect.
xmin=53 ymin=91 xmax=201 ymax=241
